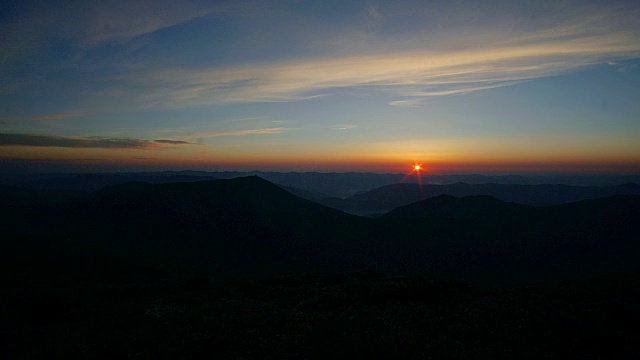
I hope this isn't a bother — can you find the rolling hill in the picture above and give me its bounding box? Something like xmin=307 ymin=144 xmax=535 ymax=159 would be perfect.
xmin=322 ymin=182 xmax=640 ymax=216
xmin=3 ymin=176 xmax=640 ymax=358
xmin=3 ymin=176 xmax=639 ymax=284
xmin=379 ymin=194 xmax=640 ymax=283
xmin=8 ymin=176 xmax=380 ymax=278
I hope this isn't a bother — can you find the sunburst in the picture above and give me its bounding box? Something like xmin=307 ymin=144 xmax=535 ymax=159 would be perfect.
xmin=400 ymin=163 xmax=424 ymax=190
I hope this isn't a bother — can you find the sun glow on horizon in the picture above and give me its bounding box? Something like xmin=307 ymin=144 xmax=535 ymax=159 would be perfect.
xmin=412 ymin=163 xmax=424 ymax=189
xmin=400 ymin=162 xmax=425 ymax=186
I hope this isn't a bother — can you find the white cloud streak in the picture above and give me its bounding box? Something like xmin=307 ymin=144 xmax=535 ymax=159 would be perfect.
xmin=81 ymin=0 xmax=222 ymax=44
xmin=170 ymin=127 xmax=296 ymax=139
xmin=330 ymin=124 xmax=358 ymax=130
xmin=15 ymin=0 xmax=634 ymax=110
xmin=389 ymin=82 xmax=523 ymax=106
xmin=119 ymin=30 xmax=640 ymax=108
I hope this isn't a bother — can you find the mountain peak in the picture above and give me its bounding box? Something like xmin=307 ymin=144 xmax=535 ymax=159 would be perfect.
xmin=382 ymin=194 xmax=524 ymax=219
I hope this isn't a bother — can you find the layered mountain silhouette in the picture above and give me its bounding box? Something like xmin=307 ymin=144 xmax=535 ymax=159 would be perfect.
xmin=5 ymin=177 xmax=378 ymax=279
xmin=4 ymin=175 xmax=640 ymax=358
xmin=3 ymin=176 xmax=640 ymax=284
xmin=6 ymin=170 xmax=639 ymax=198
xmin=321 ymin=182 xmax=640 ymax=216
xmin=1 ymin=171 xmax=403 ymax=197
xmin=379 ymin=194 xmax=640 ymax=282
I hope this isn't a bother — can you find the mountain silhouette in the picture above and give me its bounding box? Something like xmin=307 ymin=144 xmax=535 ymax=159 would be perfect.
xmin=61 ymin=176 xmax=378 ymax=276
xmin=379 ymin=194 xmax=640 ymax=283
xmin=324 ymin=182 xmax=640 ymax=215
xmin=2 ymin=176 xmax=640 ymax=284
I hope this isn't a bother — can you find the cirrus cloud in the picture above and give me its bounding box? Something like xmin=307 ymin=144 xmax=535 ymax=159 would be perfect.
xmin=116 ymin=32 xmax=640 ymax=108
xmin=0 ymin=113 xmax=84 ymax=121
xmin=169 ymin=127 xmax=297 ymax=139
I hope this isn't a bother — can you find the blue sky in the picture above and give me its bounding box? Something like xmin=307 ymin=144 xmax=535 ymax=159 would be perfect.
xmin=1 ymin=0 xmax=640 ymax=173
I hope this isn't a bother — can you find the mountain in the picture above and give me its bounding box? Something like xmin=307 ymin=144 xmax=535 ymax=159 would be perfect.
xmin=56 ymin=176 xmax=380 ymax=277
xmin=380 ymin=194 xmax=640 ymax=283
xmin=2 ymin=170 xmax=407 ymax=197
xmin=324 ymin=182 xmax=640 ymax=216
xmin=8 ymin=170 xmax=640 ymax=198
xmin=277 ymin=185 xmax=330 ymax=203
xmin=3 ymin=177 xmax=640 ymax=359
xmin=3 ymin=176 xmax=640 ymax=284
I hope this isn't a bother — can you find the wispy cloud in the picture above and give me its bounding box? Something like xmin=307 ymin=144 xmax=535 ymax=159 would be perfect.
xmin=153 ymin=139 xmax=199 ymax=145
xmin=120 ymin=30 xmax=640 ymax=108
xmin=170 ymin=127 xmax=296 ymax=139
xmin=226 ymin=117 xmax=267 ymax=123
xmin=330 ymin=124 xmax=358 ymax=130
xmin=388 ymin=99 xmax=423 ymax=108
xmin=0 ymin=113 xmax=84 ymax=121
xmin=81 ymin=0 xmax=223 ymax=44
xmin=4 ymin=0 xmax=639 ymax=117
xmin=0 ymin=133 xmax=196 ymax=149
xmin=389 ymin=82 xmax=522 ymax=106
xmin=0 ymin=0 xmax=223 ymax=74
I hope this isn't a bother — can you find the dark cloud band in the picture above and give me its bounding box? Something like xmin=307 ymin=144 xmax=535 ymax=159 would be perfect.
xmin=154 ymin=139 xmax=198 ymax=145
xmin=0 ymin=133 xmax=194 ymax=149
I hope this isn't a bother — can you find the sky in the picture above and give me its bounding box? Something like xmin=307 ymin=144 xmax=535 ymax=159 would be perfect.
xmin=1 ymin=0 xmax=640 ymax=174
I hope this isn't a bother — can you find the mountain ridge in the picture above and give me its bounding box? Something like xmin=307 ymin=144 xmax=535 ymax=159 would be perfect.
xmin=2 ymin=176 xmax=640 ymax=284
xmin=322 ymin=181 xmax=640 ymax=215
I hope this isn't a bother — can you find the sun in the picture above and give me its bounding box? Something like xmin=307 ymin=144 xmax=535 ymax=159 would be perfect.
xmin=400 ymin=162 xmax=425 ymax=187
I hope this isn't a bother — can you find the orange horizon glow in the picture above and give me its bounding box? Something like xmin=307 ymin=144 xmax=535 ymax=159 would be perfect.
xmin=3 ymin=2 xmax=640 ymax=180
xmin=2 ymin=145 xmax=640 ymax=174
xmin=399 ymin=163 xmax=425 ymax=185
xmin=2 ymin=154 xmax=640 ymax=174
xmin=96 ymin=156 xmax=640 ymax=173
xmin=3 ymin=130 xmax=640 ymax=175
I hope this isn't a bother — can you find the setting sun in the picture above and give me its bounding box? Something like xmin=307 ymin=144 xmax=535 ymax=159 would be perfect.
xmin=414 ymin=165 xmax=421 ymax=171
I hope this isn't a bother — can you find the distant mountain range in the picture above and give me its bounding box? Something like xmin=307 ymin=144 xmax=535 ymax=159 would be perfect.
xmin=1 ymin=171 xmax=403 ymax=196
xmin=321 ymin=182 xmax=640 ymax=216
xmin=3 ymin=170 xmax=640 ymax=197
xmin=2 ymin=176 xmax=639 ymax=285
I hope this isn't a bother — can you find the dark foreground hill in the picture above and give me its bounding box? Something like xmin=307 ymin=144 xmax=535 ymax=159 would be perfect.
xmin=4 ymin=270 xmax=640 ymax=359
xmin=379 ymin=194 xmax=640 ymax=283
xmin=65 ymin=176 xmax=379 ymax=276
xmin=3 ymin=176 xmax=640 ymax=358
